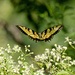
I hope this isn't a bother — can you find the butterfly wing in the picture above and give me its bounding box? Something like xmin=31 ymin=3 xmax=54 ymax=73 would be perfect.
xmin=40 ymin=25 xmax=63 ymax=41
xmin=17 ymin=25 xmax=63 ymax=41
xmin=16 ymin=25 xmax=40 ymax=40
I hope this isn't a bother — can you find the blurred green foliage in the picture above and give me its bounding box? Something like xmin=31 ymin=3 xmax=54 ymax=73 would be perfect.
xmin=10 ymin=0 xmax=72 ymax=30
xmin=0 ymin=0 xmax=75 ymax=55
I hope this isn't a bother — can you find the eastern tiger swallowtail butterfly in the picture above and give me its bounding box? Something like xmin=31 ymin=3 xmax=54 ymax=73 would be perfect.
xmin=16 ymin=25 xmax=63 ymax=41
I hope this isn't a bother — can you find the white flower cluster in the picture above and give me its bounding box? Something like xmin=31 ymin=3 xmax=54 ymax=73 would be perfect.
xmin=34 ymin=43 xmax=75 ymax=74
xmin=35 ymin=54 xmax=48 ymax=61
xmin=65 ymin=37 xmax=75 ymax=45
xmin=34 ymin=68 xmax=45 ymax=75
xmin=0 ymin=37 xmax=75 ymax=75
xmin=0 ymin=44 xmax=32 ymax=75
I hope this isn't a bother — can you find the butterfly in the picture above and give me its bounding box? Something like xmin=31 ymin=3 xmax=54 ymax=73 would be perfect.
xmin=16 ymin=25 xmax=63 ymax=41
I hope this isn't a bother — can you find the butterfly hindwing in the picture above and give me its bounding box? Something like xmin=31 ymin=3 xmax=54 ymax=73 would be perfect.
xmin=17 ymin=25 xmax=63 ymax=41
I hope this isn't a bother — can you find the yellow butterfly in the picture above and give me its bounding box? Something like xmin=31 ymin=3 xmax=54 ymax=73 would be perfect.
xmin=16 ymin=25 xmax=63 ymax=41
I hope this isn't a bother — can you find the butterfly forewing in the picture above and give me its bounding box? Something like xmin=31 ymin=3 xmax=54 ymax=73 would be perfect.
xmin=17 ymin=25 xmax=40 ymax=40
xmin=39 ymin=25 xmax=62 ymax=41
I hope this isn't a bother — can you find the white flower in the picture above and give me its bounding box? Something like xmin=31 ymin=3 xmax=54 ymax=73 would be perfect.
xmin=5 ymin=48 xmax=12 ymax=53
xmin=45 ymin=48 xmax=49 ymax=53
xmin=0 ymin=72 xmax=4 ymax=75
xmin=55 ymin=62 xmax=58 ymax=65
xmin=62 ymin=55 xmax=66 ymax=58
xmin=0 ymin=50 xmax=4 ymax=55
xmin=63 ymin=46 xmax=67 ymax=50
xmin=25 ymin=47 xmax=30 ymax=52
xmin=13 ymin=66 xmax=20 ymax=74
xmin=35 ymin=54 xmax=48 ymax=61
xmin=66 ymin=57 xmax=71 ymax=60
xmin=18 ymin=60 xmax=23 ymax=65
xmin=13 ymin=45 xmax=21 ymax=52
xmin=54 ymin=44 xmax=57 ymax=47
xmin=34 ymin=68 xmax=45 ymax=75
xmin=65 ymin=37 xmax=70 ymax=42
xmin=60 ymin=60 xmax=64 ymax=63
xmin=25 ymin=49 xmax=30 ymax=52
xmin=9 ymin=56 xmax=12 ymax=59
xmin=73 ymin=41 xmax=75 ymax=44
xmin=56 ymin=56 xmax=60 ymax=61
xmin=41 ymin=54 xmax=48 ymax=60
xmin=0 ymin=47 xmax=4 ymax=49
xmin=28 ymin=45 xmax=30 ymax=47
xmin=29 ymin=64 xmax=34 ymax=68
xmin=0 ymin=62 xmax=6 ymax=68
xmin=52 ymin=48 xmax=55 ymax=51
xmin=25 ymin=45 xmax=30 ymax=52
xmin=0 ymin=56 xmax=4 ymax=63
xmin=22 ymin=66 xmax=30 ymax=75
xmin=21 ymin=54 xmax=24 ymax=56
xmin=47 ymin=62 xmax=52 ymax=68
xmin=7 ymin=44 xmax=11 ymax=49
xmin=57 ymin=45 xmax=62 ymax=50
xmin=69 ymin=41 xmax=72 ymax=45
xmin=70 ymin=60 xmax=75 ymax=65
xmin=50 ymin=59 xmax=53 ymax=62
xmin=5 ymin=44 xmax=12 ymax=53
xmin=51 ymin=51 xmax=55 ymax=56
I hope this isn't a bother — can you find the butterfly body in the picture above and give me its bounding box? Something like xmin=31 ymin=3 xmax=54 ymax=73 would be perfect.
xmin=17 ymin=25 xmax=63 ymax=41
